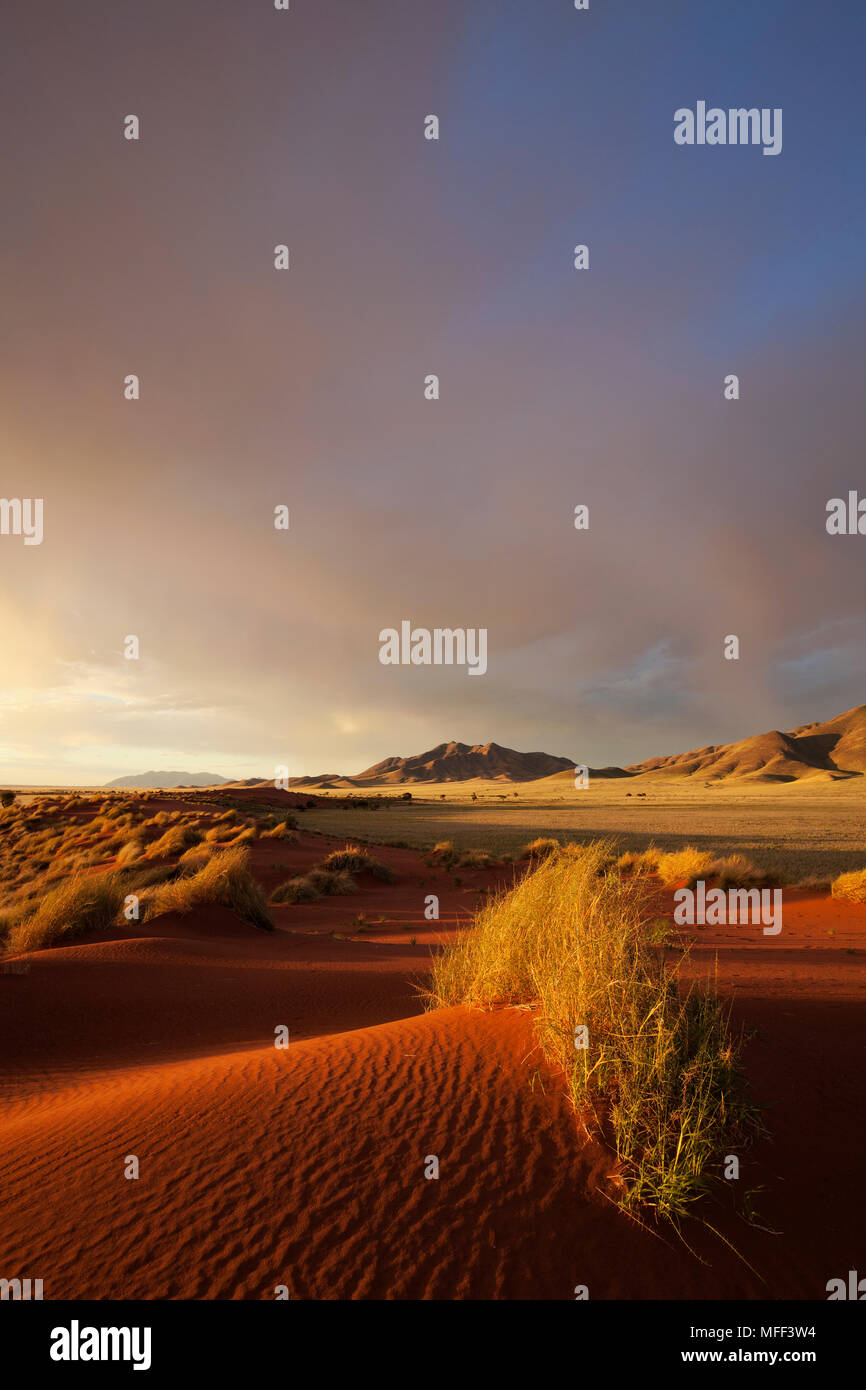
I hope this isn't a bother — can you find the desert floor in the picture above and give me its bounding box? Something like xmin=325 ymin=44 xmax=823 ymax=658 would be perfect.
xmin=302 ymin=775 xmax=866 ymax=882
xmin=1 ymin=789 xmax=864 ymax=1299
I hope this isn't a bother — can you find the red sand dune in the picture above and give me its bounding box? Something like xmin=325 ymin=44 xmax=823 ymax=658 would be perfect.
xmin=1 ymin=826 xmax=865 ymax=1299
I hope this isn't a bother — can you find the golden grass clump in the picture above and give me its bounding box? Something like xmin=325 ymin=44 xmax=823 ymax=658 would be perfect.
xmin=709 ymin=853 xmax=761 ymax=889
xmin=148 ymin=823 xmax=203 ymax=858
xmin=831 ymin=867 xmax=866 ymax=903
xmin=616 ymin=850 xmax=641 ymax=872
xmin=261 ymin=821 xmax=298 ymax=841
xmin=178 ymin=844 xmax=216 ymax=875
xmin=430 ymin=841 xmax=455 ymax=865
xmin=456 ymin=850 xmax=494 ymax=868
xmin=146 ymin=847 xmax=272 ymax=930
xmin=521 ymin=837 xmax=559 ymax=860
xmin=652 ymin=847 xmax=718 ymax=885
xmin=321 ymin=845 xmax=395 ymax=881
xmin=6 ymin=872 xmax=127 ymax=954
xmin=271 ymin=868 xmax=357 ymax=904
xmin=427 ymin=841 xmax=755 ymax=1224
xmin=116 ymin=838 xmax=145 ymax=865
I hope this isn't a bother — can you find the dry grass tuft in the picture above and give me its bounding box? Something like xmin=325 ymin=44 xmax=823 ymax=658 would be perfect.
xmin=261 ymin=821 xmax=298 ymax=842
xmin=148 ymin=824 xmax=203 ymax=858
xmin=430 ymin=841 xmax=456 ymax=866
xmin=116 ymin=838 xmax=145 ymax=865
xmin=831 ymin=867 xmax=866 ymax=903
xmin=456 ymin=849 xmax=495 ymax=868
xmin=321 ymin=845 xmax=395 ymax=881
xmin=521 ymin=837 xmax=559 ymax=860
xmin=6 ymin=872 xmax=127 ymax=954
xmin=146 ymin=847 xmax=272 ymax=930
xmin=271 ymin=868 xmax=357 ymax=904
xmin=651 ymin=847 xmax=717 ymax=885
xmin=427 ymin=841 xmax=756 ymax=1224
xmin=709 ymin=853 xmax=761 ymax=889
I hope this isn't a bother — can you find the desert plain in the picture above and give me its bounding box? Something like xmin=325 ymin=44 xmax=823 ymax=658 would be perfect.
xmin=1 ymin=759 xmax=864 ymax=1301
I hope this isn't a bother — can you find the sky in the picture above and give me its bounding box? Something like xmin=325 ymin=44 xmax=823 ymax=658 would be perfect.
xmin=1 ymin=0 xmax=864 ymax=784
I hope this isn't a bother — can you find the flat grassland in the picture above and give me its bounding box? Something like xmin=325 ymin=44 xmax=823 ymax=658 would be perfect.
xmin=300 ymin=777 xmax=866 ymax=882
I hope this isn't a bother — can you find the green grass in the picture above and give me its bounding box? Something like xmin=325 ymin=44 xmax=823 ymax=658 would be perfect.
xmin=426 ymin=841 xmax=758 ymax=1225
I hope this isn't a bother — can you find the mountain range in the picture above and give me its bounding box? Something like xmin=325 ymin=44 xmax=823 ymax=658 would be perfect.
xmin=105 ymin=705 xmax=866 ymax=789
xmin=104 ymin=771 xmax=230 ymax=789
xmin=622 ymin=704 xmax=866 ymax=783
xmin=292 ymin=705 xmax=866 ymax=787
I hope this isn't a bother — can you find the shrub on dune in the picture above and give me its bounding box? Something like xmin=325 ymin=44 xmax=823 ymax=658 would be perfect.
xmin=653 ymin=847 xmax=717 ymax=885
xmin=271 ymin=868 xmax=357 ymax=904
xmin=0 ymin=904 xmax=23 ymax=938
xmin=121 ymin=863 xmax=177 ymax=891
xmin=271 ymin=876 xmax=320 ymax=904
xmin=116 ymin=838 xmax=145 ymax=866
xmin=616 ymin=850 xmax=641 ymax=872
xmin=178 ymin=844 xmax=216 ymax=875
xmin=100 ymin=833 xmax=129 ymax=855
xmin=148 ymin=824 xmax=203 ymax=858
xmin=320 ymin=844 xmax=371 ymax=871
xmin=831 ymin=867 xmax=866 ymax=903
xmin=709 ymin=853 xmax=761 ymax=889
xmin=147 ymin=847 xmax=273 ymax=930
xmin=521 ymin=837 xmax=559 ymax=860
xmin=456 ymin=850 xmax=494 ymax=868
xmin=430 ymin=841 xmax=456 ymax=866
xmin=636 ymin=847 xmax=661 ymax=872
xmin=6 ymin=872 xmax=127 ymax=954
xmin=321 ymin=846 xmax=395 ymax=881
xmin=308 ymin=867 xmax=357 ymax=894
xmin=638 ymin=847 xmax=765 ymax=889
xmin=261 ymin=821 xmax=298 ymax=842
xmin=427 ymin=841 xmax=756 ymax=1224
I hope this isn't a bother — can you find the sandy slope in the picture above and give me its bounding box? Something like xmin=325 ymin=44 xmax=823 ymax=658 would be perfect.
xmin=1 ymin=845 xmax=865 ymax=1299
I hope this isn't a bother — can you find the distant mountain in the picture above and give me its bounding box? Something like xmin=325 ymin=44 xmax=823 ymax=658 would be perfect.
xmin=125 ymin=706 xmax=865 ymax=794
xmin=625 ymin=704 xmax=866 ymax=783
xmin=104 ymin=771 xmax=230 ymax=789
xmin=296 ymin=741 xmax=576 ymax=786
